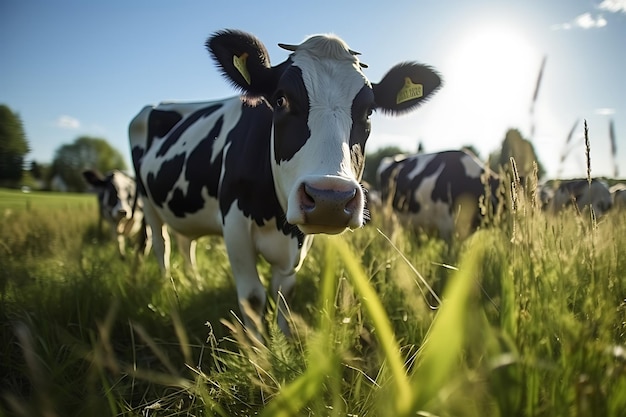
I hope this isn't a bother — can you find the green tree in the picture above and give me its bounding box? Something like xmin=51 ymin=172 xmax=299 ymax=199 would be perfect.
xmin=0 ymin=104 xmax=30 ymax=187
xmin=489 ymin=128 xmax=545 ymax=180
xmin=50 ymin=136 xmax=127 ymax=192
xmin=363 ymin=145 xmax=407 ymax=189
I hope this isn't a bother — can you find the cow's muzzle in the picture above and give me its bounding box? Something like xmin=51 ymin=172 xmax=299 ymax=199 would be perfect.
xmin=292 ymin=177 xmax=364 ymax=234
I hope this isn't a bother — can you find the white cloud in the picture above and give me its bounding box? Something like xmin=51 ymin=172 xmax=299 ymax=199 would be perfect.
xmin=56 ymin=115 xmax=80 ymax=129
xmin=552 ymin=0 xmax=624 ymax=31
xmin=598 ymin=0 xmax=626 ymax=13
xmin=595 ymin=108 xmax=615 ymax=116
xmin=575 ymin=12 xmax=607 ymax=29
xmin=552 ymin=12 xmax=607 ymax=30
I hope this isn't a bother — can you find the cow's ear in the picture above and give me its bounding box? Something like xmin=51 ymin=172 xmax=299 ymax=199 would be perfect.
xmin=83 ymin=169 xmax=105 ymax=186
xmin=206 ymin=29 xmax=278 ymax=97
xmin=372 ymin=63 xmax=442 ymax=115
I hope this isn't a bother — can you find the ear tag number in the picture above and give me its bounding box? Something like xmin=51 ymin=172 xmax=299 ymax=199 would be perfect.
xmin=233 ymin=53 xmax=251 ymax=85
xmin=396 ymin=77 xmax=424 ymax=104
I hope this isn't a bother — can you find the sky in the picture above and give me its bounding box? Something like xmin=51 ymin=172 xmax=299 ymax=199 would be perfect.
xmin=2 ymin=0 xmax=625 ymax=180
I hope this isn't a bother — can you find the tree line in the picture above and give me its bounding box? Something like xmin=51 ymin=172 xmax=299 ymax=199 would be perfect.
xmin=0 ymin=104 xmax=126 ymax=192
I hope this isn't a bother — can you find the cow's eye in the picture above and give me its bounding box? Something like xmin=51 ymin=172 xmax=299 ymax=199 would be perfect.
xmin=276 ymin=96 xmax=287 ymax=109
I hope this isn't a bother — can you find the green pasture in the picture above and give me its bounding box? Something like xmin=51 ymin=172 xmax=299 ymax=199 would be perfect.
xmin=1 ymin=186 xmax=625 ymax=417
xmin=0 ymin=188 xmax=95 ymax=210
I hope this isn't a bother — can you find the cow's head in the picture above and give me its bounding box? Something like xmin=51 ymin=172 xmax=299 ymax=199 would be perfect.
xmin=83 ymin=169 xmax=136 ymax=224
xmin=207 ymin=29 xmax=441 ymax=234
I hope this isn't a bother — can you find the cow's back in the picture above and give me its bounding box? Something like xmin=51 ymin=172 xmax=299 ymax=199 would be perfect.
xmin=130 ymin=98 xmax=274 ymax=238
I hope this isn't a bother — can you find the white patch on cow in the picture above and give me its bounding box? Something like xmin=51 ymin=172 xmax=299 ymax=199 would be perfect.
xmin=271 ymin=35 xmax=368 ymax=232
xmin=408 ymin=163 xmax=454 ymax=238
xmin=460 ymin=153 xmax=483 ymax=178
xmin=406 ymin=153 xmax=437 ymax=181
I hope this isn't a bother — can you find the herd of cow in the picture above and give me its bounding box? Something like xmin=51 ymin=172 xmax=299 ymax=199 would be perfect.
xmin=82 ymin=29 xmax=625 ymax=337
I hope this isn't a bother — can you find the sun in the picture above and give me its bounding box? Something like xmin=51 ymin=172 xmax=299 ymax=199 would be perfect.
xmin=440 ymin=21 xmax=542 ymax=143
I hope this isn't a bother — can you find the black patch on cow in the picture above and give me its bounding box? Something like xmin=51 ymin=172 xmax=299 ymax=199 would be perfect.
xmin=131 ymin=146 xmax=146 ymax=195
xmin=220 ymin=101 xmax=303 ymax=243
xmin=147 ymin=110 xmax=183 ymax=152
xmin=168 ymin=116 xmax=225 ymax=216
xmin=147 ymin=153 xmax=186 ymax=207
xmin=273 ymin=66 xmax=311 ymax=163
xmin=349 ymin=85 xmax=374 ymax=179
xmin=157 ymin=104 xmax=222 ymax=157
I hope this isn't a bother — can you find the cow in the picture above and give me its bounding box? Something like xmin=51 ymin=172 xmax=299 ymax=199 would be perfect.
xmin=376 ymin=150 xmax=499 ymax=240
xmin=83 ymin=169 xmax=150 ymax=258
xmin=547 ymin=179 xmax=612 ymax=217
xmin=129 ymin=29 xmax=442 ymax=336
xmin=610 ymin=183 xmax=626 ymax=209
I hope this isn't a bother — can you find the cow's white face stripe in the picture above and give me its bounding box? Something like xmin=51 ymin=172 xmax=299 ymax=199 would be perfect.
xmin=271 ymin=37 xmax=369 ymax=225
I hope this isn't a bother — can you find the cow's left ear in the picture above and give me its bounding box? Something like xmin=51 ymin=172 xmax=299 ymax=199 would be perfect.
xmin=83 ymin=169 xmax=106 ymax=187
xmin=206 ymin=29 xmax=281 ymax=97
xmin=372 ymin=62 xmax=442 ymax=115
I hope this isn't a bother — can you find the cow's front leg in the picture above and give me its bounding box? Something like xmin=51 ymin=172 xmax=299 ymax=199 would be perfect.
xmin=143 ymin=202 xmax=171 ymax=277
xmin=173 ymin=231 xmax=198 ymax=278
xmin=264 ymin=234 xmax=314 ymax=336
xmin=223 ymin=215 xmax=266 ymax=338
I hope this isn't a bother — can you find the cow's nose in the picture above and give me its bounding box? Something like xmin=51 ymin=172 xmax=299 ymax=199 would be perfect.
xmin=300 ymin=183 xmax=358 ymax=227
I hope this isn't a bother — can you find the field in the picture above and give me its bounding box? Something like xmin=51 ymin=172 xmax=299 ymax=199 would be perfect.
xmin=1 ymin=185 xmax=625 ymax=417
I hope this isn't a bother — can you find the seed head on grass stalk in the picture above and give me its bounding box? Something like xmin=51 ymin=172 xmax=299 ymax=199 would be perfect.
xmin=584 ymin=119 xmax=591 ymax=185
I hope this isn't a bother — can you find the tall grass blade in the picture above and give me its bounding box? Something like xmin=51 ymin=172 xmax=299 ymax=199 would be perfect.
xmin=529 ymin=55 xmax=547 ymax=138
xmin=609 ymin=118 xmax=617 ymax=177
xmin=409 ymin=233 xmax=488 ymax=410
xmin=328 ymin=236 xmax=413 ymax=415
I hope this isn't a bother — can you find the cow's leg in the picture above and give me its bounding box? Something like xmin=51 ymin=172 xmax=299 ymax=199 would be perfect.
xmin=174 ymin=232 xmax=198 ymax=277
xmin=141 ymin=220 xmax=152 ymax=257
xmin=143 ymin=202 xmax=171 ymax=276
xmin=260 ymin=230 xmax=313 ymax=335
xmin=116 ymin=231 xmax=126 ymax=258
xmin=223 ymin=214 xmax=266 ymax=337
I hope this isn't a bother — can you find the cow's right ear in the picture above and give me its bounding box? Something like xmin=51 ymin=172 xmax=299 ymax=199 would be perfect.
xmin=83 ymin=169 xmax=105 ymax=187
xmin=206 ymin=29 xmax=280 ymax=98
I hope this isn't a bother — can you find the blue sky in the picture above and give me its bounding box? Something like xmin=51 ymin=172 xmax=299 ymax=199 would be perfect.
xmin=2 ymin=0 xmax=625 ymax=179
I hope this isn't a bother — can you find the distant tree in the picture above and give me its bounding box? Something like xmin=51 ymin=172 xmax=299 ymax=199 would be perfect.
xmin=30 ymin=160 xmax=43 ymax=180
xmin=489 ymin=128 xmax=545 ymax=179
xmin=363 ymin=145 xmax=407 ymax=189
xmin=0 ymin=104 xmax=30 ymax=187
xmin=50 ymin=136 xmax=127 ymax=192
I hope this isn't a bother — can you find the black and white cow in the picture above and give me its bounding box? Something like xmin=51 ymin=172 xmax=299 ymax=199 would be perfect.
xmin=548 ymin=179 xmax=612 ymax=216
xmin=83 ymin=169 xmax=150 ymax=258
xmin=130 ymin=29 xmax=442 ymax=334
xmin=377 ymin=150 xmax=499 ymax=240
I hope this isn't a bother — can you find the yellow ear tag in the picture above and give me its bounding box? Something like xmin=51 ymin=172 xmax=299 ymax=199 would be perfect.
xmin=396 ymin=77 xmax=424 ymax=104
xmin=233 ymin=53 xmax=251 ymax=85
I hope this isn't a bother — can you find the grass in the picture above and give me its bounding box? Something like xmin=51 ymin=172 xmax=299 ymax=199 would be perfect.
xmin=1 ymin=185 xmax=626 ymax=417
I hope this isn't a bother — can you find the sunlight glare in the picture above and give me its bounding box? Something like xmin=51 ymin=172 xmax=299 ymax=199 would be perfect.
xmin=441 ymin=22 xmax=541 ymax=143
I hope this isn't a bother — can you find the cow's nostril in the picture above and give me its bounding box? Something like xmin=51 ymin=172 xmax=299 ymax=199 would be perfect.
xmin=301 ymin=185 xmax=316 ymax=210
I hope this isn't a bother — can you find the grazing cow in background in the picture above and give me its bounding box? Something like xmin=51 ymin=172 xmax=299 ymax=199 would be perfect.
xmin=548 ymin=179 xmax=612 ymax=216
xmin=83 ymin=169 xmax=150 ymax=258
xmin=610 ymin=183 xmax=626 ymax=209
xmin=377 ymin=150 xmax=499 ymax=240
xmin=130 ymin=29 xmax=442 ymax=335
